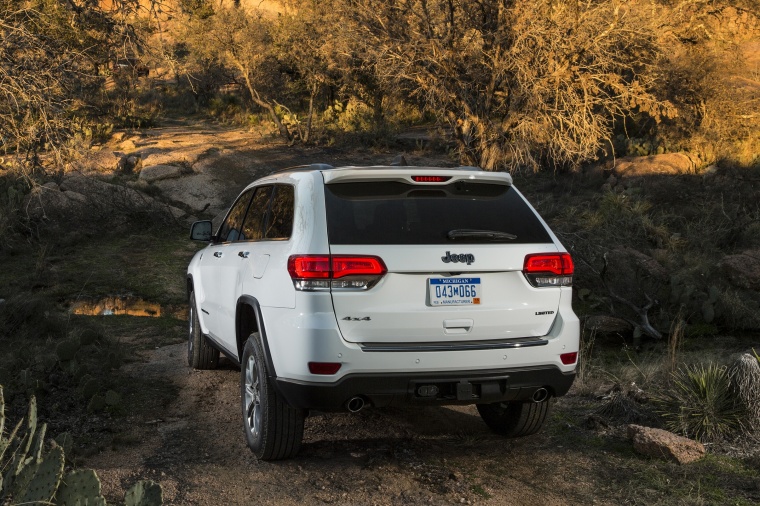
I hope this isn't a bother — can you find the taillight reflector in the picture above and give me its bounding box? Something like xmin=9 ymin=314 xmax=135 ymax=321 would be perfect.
xmin=308 ymin=362 xmax=341 ymax=375
xmin=523 ymin=253 xmax=574 ymax=275
xmin=412 ymin=175 xmax=451 ymax=183
xmin=560 ymin=352 xmax=578 ymax=365
xmin=288 ymin=255 xmax=387 ymax=291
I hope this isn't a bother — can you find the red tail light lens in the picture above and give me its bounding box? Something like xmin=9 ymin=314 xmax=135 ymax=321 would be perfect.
xmin=332 ymin=256 xmax=387 ymax=278
xmin=287 ymin=255 xmax=331 ymax=279
xmin=288 ymin=255 xmax=387 ymax=291
xmin=523 ymin=253 xmax=574 ymax=275
xmin=412 ymin=175 xmax=451 ymax=183
xmin=523 ymin=253 xmax=573 ymax=287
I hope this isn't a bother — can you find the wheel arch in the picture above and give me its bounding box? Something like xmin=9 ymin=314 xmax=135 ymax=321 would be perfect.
xmin=236 ymin=295 xmax=277 ymax=377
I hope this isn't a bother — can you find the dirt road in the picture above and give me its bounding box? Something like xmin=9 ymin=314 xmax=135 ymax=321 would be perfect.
xmin=83 ymin=342 xmax=608 ymax=505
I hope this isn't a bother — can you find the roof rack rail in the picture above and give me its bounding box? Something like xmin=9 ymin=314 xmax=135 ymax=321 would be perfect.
xmin=269 ymin=163 xmax=335 ymax=175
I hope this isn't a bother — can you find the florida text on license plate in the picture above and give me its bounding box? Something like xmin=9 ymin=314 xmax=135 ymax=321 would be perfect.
xmin=428 ymin=278 xmax=481 ymax=306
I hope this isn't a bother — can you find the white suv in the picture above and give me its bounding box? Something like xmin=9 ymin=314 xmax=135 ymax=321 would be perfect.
xmin=187 ymin=164 xmax=579 ymax=460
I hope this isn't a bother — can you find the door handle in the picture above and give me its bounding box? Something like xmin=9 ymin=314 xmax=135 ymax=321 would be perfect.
xmin=213 ymin=251 xmax=223 ymax=258
xmin=238 ymin=251 xmax=250 ymax=258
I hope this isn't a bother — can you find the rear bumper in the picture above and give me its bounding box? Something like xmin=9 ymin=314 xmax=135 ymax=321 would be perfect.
xmin=275 ymin=365 xmax=575 ymax=411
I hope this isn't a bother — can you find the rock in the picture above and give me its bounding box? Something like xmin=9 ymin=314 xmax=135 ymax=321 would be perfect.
xmin=167 ymin=205 xmax=187 ymax=220
xmin=139 ymin=164 xmax=185 ymax=183
xmin=701 ymin=164 xmax=719 ymax=180
xmin=116 ymin=153 xmax=142 ymax=174
xmin=153 ymin=173 xmax=227 ymax=214
xmin=141 ymin=146 xmax=210 ymax=169
xmin=627 ymin=424 xmax=705 ymax=464
xmin=718 ymin=250 xmax=760 ymax=290
xmin=62 ymin=191 xmax=87 ymax=203
xmin=23 ymin=185 xmax=85 ymax=220
xmin=41 ymin=181 xmax=59 ymax=191
xmin=119 ymin=139 xmax=137 ymax=152
xmin=613 ymin=153 xmax=697 ymax=178
xmin=110 ymin=131 xmax=127 ymax=143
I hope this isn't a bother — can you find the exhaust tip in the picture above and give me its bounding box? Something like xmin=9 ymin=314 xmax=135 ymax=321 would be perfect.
xmin=532 ymin=388 xmax=549 ymax=403
xmin=346 ymin=396 xmax=365 ymax=413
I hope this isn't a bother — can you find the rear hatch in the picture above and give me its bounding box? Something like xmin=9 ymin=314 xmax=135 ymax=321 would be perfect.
xmin=322 ymin=168 xmax=566 ymax=345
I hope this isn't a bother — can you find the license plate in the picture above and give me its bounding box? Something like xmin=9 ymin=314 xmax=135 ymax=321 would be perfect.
xmin=428 ymin=278 xmax=481 ymax=306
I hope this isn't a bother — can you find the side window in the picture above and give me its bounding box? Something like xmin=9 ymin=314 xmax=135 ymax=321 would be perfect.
xmin=240 ymin=186 xmax=273 ymax=241
xmin=217 ymin=189 xmax=254 ymax=242
xmin=265 ymin=185 xmax=295 ymax=240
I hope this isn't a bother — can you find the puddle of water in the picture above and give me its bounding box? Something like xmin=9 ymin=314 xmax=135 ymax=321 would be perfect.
xmin=70 ymin=297 xmax=162 ymax=317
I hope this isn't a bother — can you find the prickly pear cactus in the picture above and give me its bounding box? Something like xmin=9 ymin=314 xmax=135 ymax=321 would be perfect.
xmin=14 ymin=446 xmax=65 ymax=504
xmin=124 ymin=479 xmax=163 ymax=506
xmin=1 ymin=390 xmax=64 ymax=505
xmin=55 ymin=468 xmax=106 ymax=506
xmin=1 ymin=387 xmax=163 ymax=505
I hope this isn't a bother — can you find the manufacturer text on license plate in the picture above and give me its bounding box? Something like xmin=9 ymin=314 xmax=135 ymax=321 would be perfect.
xmin=428 ymin=278 xmax=481 ymax=306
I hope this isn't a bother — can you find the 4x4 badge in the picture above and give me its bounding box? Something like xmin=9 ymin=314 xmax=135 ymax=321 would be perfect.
xmin=442 ymin=251 xmax=475 ymax=265
xmin=342 ymin=316 xmax=371 ymax=321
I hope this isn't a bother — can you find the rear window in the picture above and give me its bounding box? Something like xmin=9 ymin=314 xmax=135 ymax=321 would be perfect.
xmin=324 ymin=181 xmax=552 ymax=244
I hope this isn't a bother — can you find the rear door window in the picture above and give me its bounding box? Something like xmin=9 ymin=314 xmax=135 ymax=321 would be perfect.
xmin=217 ymin=189 xmax=254 ymax=242
xmin=240 ymin=186 xmax=273 ymax=241
xmin=324 ymin=181 xmax=551 ymax=244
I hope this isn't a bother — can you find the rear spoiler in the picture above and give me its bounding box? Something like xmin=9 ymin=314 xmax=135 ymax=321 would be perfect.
xmin=322 ymin=166 xmax=513 ymax=186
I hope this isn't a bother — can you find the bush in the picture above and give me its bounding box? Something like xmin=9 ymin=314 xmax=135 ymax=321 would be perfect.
xmin=655 ymin=363 xmax=745 ymax=442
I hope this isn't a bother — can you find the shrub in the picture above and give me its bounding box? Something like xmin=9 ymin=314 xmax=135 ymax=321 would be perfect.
xmin=655 ymin=363 xmax=745 ymax=442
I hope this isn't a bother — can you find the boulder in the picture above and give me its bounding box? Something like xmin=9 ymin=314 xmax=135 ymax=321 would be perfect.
xmin=627 ymin=424 xmax=705 ymax=464
xmin=613 ymin=153 xmax=697 ymax=178
xmin=23 ymin=185 xmax=86 ymax=220
xmin=718 ymin=250 xmax=760 ymax=290
xmin=139 ymin=164 xmax=185 ymax=183
xmin=605 ymin=247 xmax=669 ymax=283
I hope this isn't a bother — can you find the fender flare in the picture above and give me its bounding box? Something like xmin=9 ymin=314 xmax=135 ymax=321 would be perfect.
xmin=237 ymin=295 xmax=278 ymax=378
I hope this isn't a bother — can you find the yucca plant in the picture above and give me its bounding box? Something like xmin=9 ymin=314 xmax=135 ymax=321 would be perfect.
xmin=655 ymin=363 xmax=746 ymax=442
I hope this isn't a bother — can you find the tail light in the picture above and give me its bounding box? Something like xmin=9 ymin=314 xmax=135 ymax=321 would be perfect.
xmin=288 ymin=255 xmax=387 ymax=291
xmin=523 ymin=253 xmax=573 ymax=287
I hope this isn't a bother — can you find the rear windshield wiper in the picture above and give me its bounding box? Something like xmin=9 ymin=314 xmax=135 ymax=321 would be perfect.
xmin=447 ymin=229 xmax=517 ymax=241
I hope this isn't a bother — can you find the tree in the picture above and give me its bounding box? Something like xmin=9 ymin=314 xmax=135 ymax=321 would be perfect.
xmin=0 ymin=0 xmax=141 ymax=168
xmin=338 ymin=0 xmax=675 ymax=171
xmin=181 ymin=5 xmax=292 ymax=140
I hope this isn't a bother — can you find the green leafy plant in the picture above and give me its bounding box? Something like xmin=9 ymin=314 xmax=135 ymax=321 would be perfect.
xmin=655 ymin=363 xmax=745 ymax=442
xmin=0 ymin=386 xmax=162 ymax=505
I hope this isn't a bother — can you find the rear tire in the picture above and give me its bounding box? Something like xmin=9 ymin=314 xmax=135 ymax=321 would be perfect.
xmin=188 ymin=292 xmax=219 ymax=370
xmin=476 ymin=399 xmax=550 ymax=437
xmin=241 ymin=333 xmax=305 ymax=460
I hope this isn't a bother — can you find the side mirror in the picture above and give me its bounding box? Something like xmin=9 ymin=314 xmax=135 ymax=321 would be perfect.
xmin=190 ymin=220 xmax=213 ymax=242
